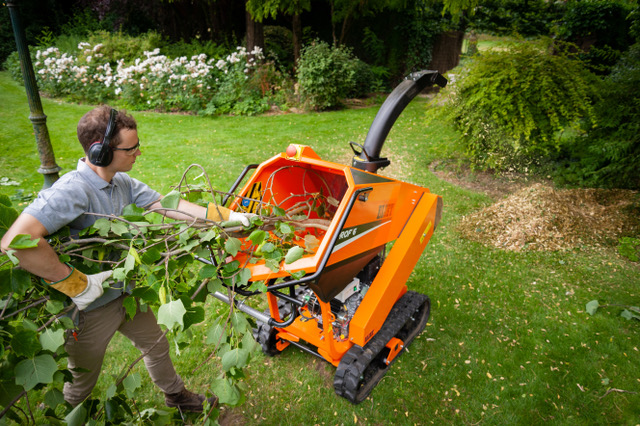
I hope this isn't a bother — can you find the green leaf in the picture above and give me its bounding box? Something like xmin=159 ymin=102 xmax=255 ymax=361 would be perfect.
xmin=157 ymin=300 xmax=186 ymax=330
xmin=621 ymin=309 xmax=640 ymax=321
xmin=289 ymin=270 xmax=306 ymax=280
xmin=11 ymin=329 xmax=41 ymax=357
xmin=271 ymin=205 xmax=286 ymax=217
xmin=122 ymin=204 xmax=146 ymax=221
xmin=207 ymin=278 xmax=223 ymax=294
xmin=110 ymin=221 xmax=129 ymax=236
xmin=0 ymin=201 xmax=19 ymax=238
xmin=123 ymin=373 xmax=142 ymax=398
xmin=586 ymin=300 xmax=599 ymax=315
xmin=205 ymin=322 xmax=228 ymax=346
xmin=260 ymin=242 xmax=275 ymax=253
xmin=0 ymin=268 xmax=31 ymax=296
xmin=224 ymin=237 xmax=242 ymax=257
xmin=65 ymin=401 xmax=87 ymax=426
xmin=131 ymin=286 xmax=158 ymax=304
xmin=211 ymin=378 xmax=241 ymax=406
xmin=39 ymin=328 xmax=65 ymax=352
xmin=199 ymin=264 xmax=218 ymax=279
xmin=123 ymin=297 xmax=138 ymax=319
xmin=45 ymin=299 xmax=65 ymax=315
xmin=236 ymin=268 xmax=252 ymax=286
xmin=241 ymin=331 xmax=259 ymax=352
xmin=199 ymin=229 xmax=218 ymax=242
xmin=8 ymin=234 xmax=39 ymax=249
xmin=265 ymin=259 xmax=280 ymax=272
xmin=161 ymin=190 xmax=181 ymax=209
xmin=44 ymin=388 xmax=66 ymax=408
xmin=278 ymin=222 xmax=293 ymax=234
xmin=92 ymin=218 xmax=111 ymax=237
xmin=231 ymin=311 xmax=250 ymax=334
xmin=0 ymin=194 xmax=12 ymax=207
xmin=248 ymin=230 xmax=266 ymax=246
xmin=221 ymin=348 xmax=250 ymax=371
xmin=15 ymin=354 xmax=58 ymax=391
xmin=284 ymin=246 xmax=304 ymax=264
xmin=105 ymin=384 xmax=117 ymax=400
xmin=140 ymin=247 xmax=162 ymax=264
xmin=183 ymin=305 xmax=205 ymax=330
xmin=0 ymin=379 xmax=23 ymax=407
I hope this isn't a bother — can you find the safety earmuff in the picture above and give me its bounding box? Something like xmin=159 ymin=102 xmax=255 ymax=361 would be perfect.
xmin=88 ymin=108 xmax=118 ymax=167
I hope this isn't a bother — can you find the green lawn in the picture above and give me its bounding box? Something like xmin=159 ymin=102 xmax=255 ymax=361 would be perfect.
xmin=1 ymin=70 xmax=639 ymax=425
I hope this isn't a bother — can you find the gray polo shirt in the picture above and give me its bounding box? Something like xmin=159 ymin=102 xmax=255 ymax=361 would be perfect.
xmin=24 ymin=158 xmax=161 ymax=310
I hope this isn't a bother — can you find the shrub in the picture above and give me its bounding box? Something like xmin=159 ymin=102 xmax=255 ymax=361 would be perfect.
xmin=296 ymin=40 xmax=367 ymax=110
xmin=5 ymin=35 xmax=272 ymax=115
xmin=447 ymin=40 xmax=601 ymax=172
xmin=555 ymin=44 xmax=640 ymax=190
xmin=553 ymin=0 xmax=634 ymax=74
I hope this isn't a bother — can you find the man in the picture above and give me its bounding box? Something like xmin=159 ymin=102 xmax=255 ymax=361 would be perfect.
xmin=0 ymin=106 xmax=253 ymax=412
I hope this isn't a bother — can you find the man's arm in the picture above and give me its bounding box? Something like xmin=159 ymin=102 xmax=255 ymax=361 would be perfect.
xmin=148 ymin=199 xmax=207 ymax=221
xmin=0 ymin=213 xmax=71 ymax=281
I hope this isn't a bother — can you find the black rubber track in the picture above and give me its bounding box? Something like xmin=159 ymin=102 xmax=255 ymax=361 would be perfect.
xmin=333 ymin=291 xmax=430 ymax=404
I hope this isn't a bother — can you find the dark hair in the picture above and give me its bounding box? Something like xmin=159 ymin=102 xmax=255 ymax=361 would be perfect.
xmin=77 ymin=106 xmax=137 ymax=154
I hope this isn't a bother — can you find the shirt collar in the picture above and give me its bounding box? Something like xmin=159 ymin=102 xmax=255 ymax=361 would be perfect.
xmin=77 ymin=158 xmax=111 ymax=190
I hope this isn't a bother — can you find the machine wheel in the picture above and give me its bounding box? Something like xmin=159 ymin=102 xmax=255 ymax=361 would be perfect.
xmin=334 ymin=291 xmax=430 ymax=404
xmin=252 ymin=298 xmax=294 ymax=356
xmin=253 ymin=322 xmax=281 ymax=356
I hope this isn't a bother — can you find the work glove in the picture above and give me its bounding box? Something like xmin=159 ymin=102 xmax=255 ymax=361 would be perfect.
xmin=206 ymin=203 xmax=256 ymax=227
xmin=44 ymin=264 xmax=112 ymax=310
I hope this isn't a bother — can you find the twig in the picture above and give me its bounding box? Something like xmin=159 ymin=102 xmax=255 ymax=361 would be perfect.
xmin=0 ymin=389 xmax=27 ymax=420
xmin=0 ymin=292 xmax=13 ymax=318
xmin=599 ymin=388 xmax=638 ymax=399
xmin=0 ymin=297 xmax=49 ymax=321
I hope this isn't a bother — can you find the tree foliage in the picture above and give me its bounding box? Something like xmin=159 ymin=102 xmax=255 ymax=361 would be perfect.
xmin=555 ymin=43 xmax=640 ymax=190
xmin=446 ymin=40 xmax=601 ymax=172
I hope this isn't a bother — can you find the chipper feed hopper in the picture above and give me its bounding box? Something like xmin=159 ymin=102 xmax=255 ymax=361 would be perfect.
xmin=207 ymin=70 xmax=446 ymax=403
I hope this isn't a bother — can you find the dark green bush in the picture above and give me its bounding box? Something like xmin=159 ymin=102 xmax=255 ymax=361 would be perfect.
xmin=555 ymin=44 xmax=640 ymax=190
xmin=448 ymin=40 xmax=601 ymax=172
xmin=296 ymin=40 xmax=368 ymax=110
xmin=553 ymin=0 xmax=633 ymax=74
xmin=470 ymin=0 xmax=563 ymax=37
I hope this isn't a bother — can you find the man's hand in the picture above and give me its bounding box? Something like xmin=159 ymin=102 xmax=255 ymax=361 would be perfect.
xmin=228 ymin=211 xmax=256 ymax=227
xmin=45 ymin=266 xmax=112 ymax=310
xmin=206 ymin=203 xmax=256 ymax=227
xmin=71 ymin=271 xmax=112 ymax=310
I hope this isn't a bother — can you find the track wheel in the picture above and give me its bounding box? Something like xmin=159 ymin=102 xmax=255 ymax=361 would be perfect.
xmin=334 ymin=291 xmax=430 ymax=404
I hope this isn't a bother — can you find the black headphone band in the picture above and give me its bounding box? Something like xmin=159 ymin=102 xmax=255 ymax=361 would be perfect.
xmin=89 ymin=108 xmax=118 ymax=166
xmin=99 ymin=108 xmax=118 ymax=157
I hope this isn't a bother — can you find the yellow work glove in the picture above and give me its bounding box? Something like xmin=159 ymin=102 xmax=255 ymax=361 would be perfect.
xmin=206 ymin=203 xmax=255 ymax=227
xmin=44 ymin=264 xmax=112 ymax=310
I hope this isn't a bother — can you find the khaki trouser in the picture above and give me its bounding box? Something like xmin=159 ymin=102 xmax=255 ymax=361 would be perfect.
xmin=63 ymin=295 xmax=184 ymax=406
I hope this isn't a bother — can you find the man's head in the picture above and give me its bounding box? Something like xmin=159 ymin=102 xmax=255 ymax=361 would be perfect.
xmin=78 ymin=106 xmax=141 ymax=173
xmin=77 ymin=106 xmax=137 ymax=154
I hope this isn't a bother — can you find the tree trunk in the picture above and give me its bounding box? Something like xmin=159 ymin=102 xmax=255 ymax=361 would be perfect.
xmin=245 ymin=8 xmax=264 ymax=54
xmin=428 ymin=30 xmax=465 ymax=74
xmin=292 ymin=13 xmax=302 ymax=70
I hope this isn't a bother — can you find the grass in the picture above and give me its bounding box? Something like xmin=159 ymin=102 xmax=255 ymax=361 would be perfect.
xmin=1 ymin=70 xmax=639 ymax=424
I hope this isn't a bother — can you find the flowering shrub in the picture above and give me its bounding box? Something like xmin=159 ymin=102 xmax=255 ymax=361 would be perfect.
xmin=27 ymin=42 xmax=270 ymax=115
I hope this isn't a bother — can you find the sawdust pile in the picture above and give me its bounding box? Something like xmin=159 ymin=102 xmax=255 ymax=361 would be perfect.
xmin=458 ymin=183 xmax=639 ymax=251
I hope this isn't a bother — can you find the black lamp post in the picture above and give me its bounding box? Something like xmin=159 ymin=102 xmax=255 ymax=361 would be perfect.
xmin=6 ymin=0 xmax=61 ymax=188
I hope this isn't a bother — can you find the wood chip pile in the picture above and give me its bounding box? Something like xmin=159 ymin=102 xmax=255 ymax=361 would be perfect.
xmin=457 ymin=183 xmax=640 ymax=251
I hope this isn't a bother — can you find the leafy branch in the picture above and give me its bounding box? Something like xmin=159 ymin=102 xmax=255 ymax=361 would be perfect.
xmin=0 ymin=163 xmax=337 ymax=423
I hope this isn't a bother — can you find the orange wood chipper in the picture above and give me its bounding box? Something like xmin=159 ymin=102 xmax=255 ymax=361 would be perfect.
xmin=206 ymin=70 xmax=446 ymax=403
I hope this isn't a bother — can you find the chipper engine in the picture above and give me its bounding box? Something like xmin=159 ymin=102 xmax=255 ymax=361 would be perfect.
xmin=205 ymin=70 xmax=446 ymax=403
